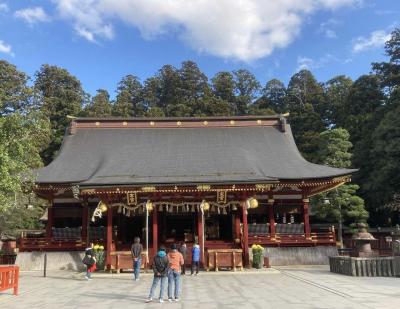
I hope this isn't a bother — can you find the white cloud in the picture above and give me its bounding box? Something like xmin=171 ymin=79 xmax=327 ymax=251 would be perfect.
xmin=0 ymin=3 xmax=9 ymax=12
xmin=14 ymin=7 xmax=50 ymax=24
xmin=0 ymin=40 xmax=14 ymax=56
xmin=296 ymin=54 xmax=338 ymax=71
xmin=53 ymin=0 xmax=359 ymax=61
xmin=352 ymin=30 xmax=391 ymax=53
xmin=318 ymin=19 xmax=340 ymax=38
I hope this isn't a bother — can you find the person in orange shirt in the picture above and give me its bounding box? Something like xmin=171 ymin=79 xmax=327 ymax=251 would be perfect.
xmin=167 ymin=243 xmax=184 ymax=302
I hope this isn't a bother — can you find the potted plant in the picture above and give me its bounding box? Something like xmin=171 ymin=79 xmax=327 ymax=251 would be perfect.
xmin=93 ymin=244 xmax=105 ymax=271
xmin=251 ymin=244 xmax=264 ymax=269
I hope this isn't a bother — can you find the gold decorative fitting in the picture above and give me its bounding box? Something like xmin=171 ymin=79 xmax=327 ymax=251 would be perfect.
xmin=177 ymin=121 xmax=182 ymax=126
xmin=141 ymin=186 xmax=156 ymax=192
xmin=197 ymin=184 xmax=211 ymax=190
xmin=95 ymin=122 xmax=100 ymax=126
xmin=203 ymin=121 xmax=208 ymax=126
xmin=81 ymin=189 xmax=96 ymax=194
xmin=257 ymin=120 xmax=262 ymax=124
xmin=302 ymin=198 xmax=310 ymax=203
xmin=116 ymin=188 xmax=120 ymax=192
xmin=122 ymin=121 xmax=128 ymax=126
xmin=150 ymin=121 xmax=155 ymax=126
xmin=268 ymin=199 xmax=275 ymax=204
xmin=230 ymin=120 xmax=235 ymax=125
xmin=174 ymin=186 xmax=178 ymax=190
xmin=255 ymin=184 xmax=271 ymax=190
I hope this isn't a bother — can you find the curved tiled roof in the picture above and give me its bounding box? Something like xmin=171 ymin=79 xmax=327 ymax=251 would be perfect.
xmin=36 ymin=116 xmax=356 ymax=186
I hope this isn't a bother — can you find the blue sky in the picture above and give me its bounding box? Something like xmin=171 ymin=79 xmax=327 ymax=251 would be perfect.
xmin=0 ymin=0 xmax=399 ymax=98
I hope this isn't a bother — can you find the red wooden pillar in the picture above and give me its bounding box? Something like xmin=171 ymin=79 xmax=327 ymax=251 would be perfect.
xmin=241 ymin=202 xmax=249 ymax=268
xmin=197 ymin=211 xmax=204 ymax=267
xmin=234 ymin=210 xmax=241 ymax=240
xmin=268 ymin=199 xmax=276 ymax=239
xmin=106 ymin=206 xmax=113 ymax=269
xmin=46 ymin=205 xmax=54 ymax=240
xmin=82 ymin=204 xmax=89 ymax=245
xmin=152 ymin=207 xmax=158 ymax=257
xmin=303 ymin=198 xmax=311 ymax=239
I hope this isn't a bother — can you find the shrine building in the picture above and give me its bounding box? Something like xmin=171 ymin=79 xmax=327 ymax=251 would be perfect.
xmin=24 ymin=115 xmax=356 ymax=269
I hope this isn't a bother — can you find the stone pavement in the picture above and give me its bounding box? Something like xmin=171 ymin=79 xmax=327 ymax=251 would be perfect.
xmin=0 ymin=266 xmax=399 ymax=309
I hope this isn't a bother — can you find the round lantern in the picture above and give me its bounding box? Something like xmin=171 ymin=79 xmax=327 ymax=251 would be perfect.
xmin=99 ymin=201 xmax=108 ymax=212
xmin=146 ymin=200 xmax=153 ymax=212
xmin=200 ymin=200 xmax=210 ymax=211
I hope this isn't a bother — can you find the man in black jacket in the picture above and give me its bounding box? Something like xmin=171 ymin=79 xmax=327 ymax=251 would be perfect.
xmin=131 ymin=237 xmax=143 ymax=281
xmin=145 ymin=246 xmax=169 ymax=303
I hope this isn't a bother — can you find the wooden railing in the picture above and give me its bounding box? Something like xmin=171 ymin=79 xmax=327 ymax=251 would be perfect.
xmin=0 ymin=265 xmax=19 ymax=295
xmin=249 ymin=231 xmax=336 ymax=246
xmin=19 ymin=237 xmax=87 ymax=251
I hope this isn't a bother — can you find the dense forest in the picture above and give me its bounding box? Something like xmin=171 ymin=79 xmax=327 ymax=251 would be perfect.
xmin=1 ymin=28 xmax=400 ymax=235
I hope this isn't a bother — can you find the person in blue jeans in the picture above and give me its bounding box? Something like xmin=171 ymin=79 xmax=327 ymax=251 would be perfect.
xmin=131 ymin=237 xmax=143 ymax=281
xmin=167 ymin=243 xmax=184 ymax=302
xmin=146 ymin=246 xmax=169 ymax=303
xmin=191 ymin=244 xmax=200 ymax=275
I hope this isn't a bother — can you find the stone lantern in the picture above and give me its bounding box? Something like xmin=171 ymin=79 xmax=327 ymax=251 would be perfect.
xmin=352 ymin=223 xmax=378 ymax=257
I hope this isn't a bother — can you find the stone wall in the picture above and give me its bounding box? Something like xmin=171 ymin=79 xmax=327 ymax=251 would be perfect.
xmin=329 ymin=256 xmax=400 ymax=277
xmin=15 ymin=251 xmax=86 ymax=271
xmin=263 ymin=246 xmax=338 ymax=266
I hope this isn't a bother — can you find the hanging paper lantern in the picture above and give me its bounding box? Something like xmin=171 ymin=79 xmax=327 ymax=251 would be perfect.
xmin=98 ymin=201 xmax=108 ymax=213
xmin=246 ymin=197 xmax=259 ymax=209
xmin=200 ymin=200 xmax=210 ymax=212
xmin=146 ymin=200 xmax=153 ymax=212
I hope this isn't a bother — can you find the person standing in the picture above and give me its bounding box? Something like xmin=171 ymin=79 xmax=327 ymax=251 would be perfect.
xmin=131 ymin=237 xmax=143 ymax=281
xmin=146 ymin=246 xmax=169 ymax=303
xmin=178 ymin=242 xmax=187 ymax=275
xmin=167 ymin=243 xmax=184 ymax=302
xmin=191 ymin=244 xmax=200 ymax=275
xmin=83 ymin=244 xmax=96 ymax=280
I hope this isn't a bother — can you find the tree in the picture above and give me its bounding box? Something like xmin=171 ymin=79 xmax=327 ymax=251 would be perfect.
xmin=84 ymin=89 xmax=112 ymax=117
xmin=285 ymin=70 xmax=326 ymax=162
xmin=259 ymin=79 xmax=287 ymax=113
xmin=34 ymin=64 xmax=85 ymax=164
xmin=0 ymin=111 xmax=50 ymax=213
xmin=211 ymin=71 xmax=236 ymax=112
xmin=233 ymin=69 xmax=261 ymax=115
xmin=113 ymin=75 xmax=145 ymax=117
xmin=143 ymin=65 xmax=182 ymax=116
xmin=311 ymin=128 xmax=368 ymax=224
xmin=0 ymin=60 xmax=32 ymax=115
xmin=372 ymin=28 xmax=400 ymax=93
xmin=323 ymin=75 xmax=353 ymax=128
xmin=364 ymin=96 xmax=400 ymax=221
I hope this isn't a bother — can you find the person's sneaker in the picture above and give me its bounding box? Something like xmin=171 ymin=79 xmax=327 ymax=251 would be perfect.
xmin=84 ymin=275 xmax=89 ymax=280
xmin=190 ymin=273 xmax=193 ymax=276
xmin=174 ymin=298 xmax=180 ymax=302
xmin=145 ymin=298 xmax=152 ymax=303
xmin=135 ymin=278 xmax=139 ymax=281
xmin=159 ymin=299 xmax=164 ymax=303
xmin=195 ymin=273 xmax=199 ymax=276
xmin=88 ymin=277 xmax=93 ymax=280
xmin=168 ymin=298 xmax=173 ymax=302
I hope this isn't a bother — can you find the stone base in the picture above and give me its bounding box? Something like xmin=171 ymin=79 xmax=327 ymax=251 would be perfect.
xmin=15 ymin=251 xmax=86 ymax=271
xmin=330 ymin=256 xmax=400 ymax=277
xmin=263 ymin=246 xmax=338 ymax=266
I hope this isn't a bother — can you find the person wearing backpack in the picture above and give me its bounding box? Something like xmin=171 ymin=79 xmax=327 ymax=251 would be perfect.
xmin=145 ymin=246 xmax=169 ymax=303
xmin=82 ymin=244 xmax=97 ymax=280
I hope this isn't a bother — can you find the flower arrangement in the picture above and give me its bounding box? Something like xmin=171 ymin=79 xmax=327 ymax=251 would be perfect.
xmin=251 ymin=244 xmax=264 ymax=269
xmin=92 ymin=244 xmax=105 ymax=270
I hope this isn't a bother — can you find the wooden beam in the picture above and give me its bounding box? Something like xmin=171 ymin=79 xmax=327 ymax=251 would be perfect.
xmin=152 ymin=207 xmax=158 ymax=256
xmin=241 ymin=202 xmax=249 ymax=268
xmin=106 ymin=206 xmax=113 ymax=269
xmin=303 ymin=198 xmax=311 ymax=239
xmin=197 ymin=211 xmax=204 ymax=267
xmin=46 ymin=202 xmax=54 ymax=240
xmin=268 ymin=199 xmax=276 ymax=239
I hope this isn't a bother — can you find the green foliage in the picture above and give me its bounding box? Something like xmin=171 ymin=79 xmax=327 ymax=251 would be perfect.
xmin=34 ymin=64 xmax=84 ymax=163
xmin=311 ymin=128 xmax=368 ymax=224
xmin=84 ymin=89 xmax=112 ymax=117
xmin=113 ymin=75 xmax=144 ymax=117
xmin=233 ymin=69 xmax=261 ymax=115
xmin=0 ymin=60 xmax=32 ymax=115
